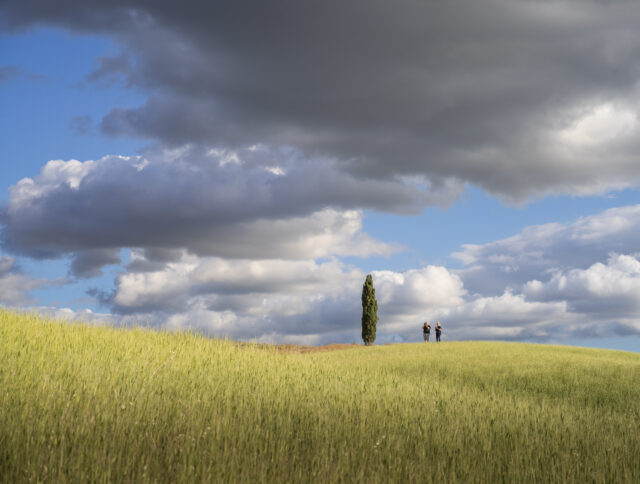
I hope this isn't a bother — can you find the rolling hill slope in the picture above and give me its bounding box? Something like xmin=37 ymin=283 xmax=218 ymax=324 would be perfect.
xmin=1 ymin=309 xmax=639 ymax=482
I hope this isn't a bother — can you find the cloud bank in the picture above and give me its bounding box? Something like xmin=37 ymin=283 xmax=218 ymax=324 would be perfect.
xmin=37 ymin=206 xmax=640 ymax=345
xmin=1 ymin=152 xmax=413 ymax=269
xmin=3 ymin=0 xmax=640 ymax=346
xmin=5 ymin=0 xmax=640 ymax=201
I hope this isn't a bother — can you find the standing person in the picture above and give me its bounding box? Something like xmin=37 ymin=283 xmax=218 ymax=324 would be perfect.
xmin=435 ymin=322 xmax=442 ymax=342
xmin=422 ymin=322 xmax=431 ymax=343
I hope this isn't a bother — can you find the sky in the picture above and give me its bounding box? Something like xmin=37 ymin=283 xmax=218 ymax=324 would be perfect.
xmin=1 ymin=0 xmax=640 ymax=351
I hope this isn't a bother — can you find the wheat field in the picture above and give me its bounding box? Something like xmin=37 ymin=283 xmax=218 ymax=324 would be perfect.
xmin=1 ymin=309 xmax=639 ymax=482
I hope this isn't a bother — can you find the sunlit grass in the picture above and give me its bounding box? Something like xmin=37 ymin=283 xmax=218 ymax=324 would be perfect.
xmin=1 ymin=309 xmax=639 ymax=482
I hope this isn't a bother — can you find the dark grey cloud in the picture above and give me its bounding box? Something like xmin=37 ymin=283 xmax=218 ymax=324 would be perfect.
xmin=5 ymin=0 xmax=640 ymax=200
xmin=4 ymin=0 xmax=640 ymax=347
xmin=4 ymin=0 xmax=640 ymax=272
xmin=69 ymin=248 xmax=121 ymax=278
xmin=0 ymin=150 xmax=448 ymax=262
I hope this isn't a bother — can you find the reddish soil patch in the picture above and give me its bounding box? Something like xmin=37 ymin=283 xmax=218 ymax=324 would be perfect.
xmin=235 ymin=342 xmax=362 ymax=354
xmin=282 ymin=343 xmax=361 ymax=354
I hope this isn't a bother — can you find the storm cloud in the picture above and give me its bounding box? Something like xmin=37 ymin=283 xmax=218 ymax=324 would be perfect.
xmin=3 ymin=0 xmax=640 ymax=346
xmin=4 ymin=0 xmax=640 ymax=202
xmin=0 ymin=150 xmax=418 ymax=261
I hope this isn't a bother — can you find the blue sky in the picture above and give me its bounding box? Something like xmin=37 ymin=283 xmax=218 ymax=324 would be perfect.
xmin=2 ymin=2 xmax=640 ymax=351
xmin=1 ymin=29 xmax=142 ymax=181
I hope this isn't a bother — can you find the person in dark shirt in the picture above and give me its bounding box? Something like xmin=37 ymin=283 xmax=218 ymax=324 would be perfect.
xmin=422 ymin=322 xmax=431 ymax=343
xmin=435 ymin=322 xmax=442 ymax=342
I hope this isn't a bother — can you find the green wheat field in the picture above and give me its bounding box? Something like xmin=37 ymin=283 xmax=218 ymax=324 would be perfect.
xmin=1 ymin=309 xmax=639 ymax=483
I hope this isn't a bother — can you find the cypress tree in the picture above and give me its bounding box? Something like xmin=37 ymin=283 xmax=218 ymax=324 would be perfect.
xmin=361 ymin=274 xmax=378 ymax=345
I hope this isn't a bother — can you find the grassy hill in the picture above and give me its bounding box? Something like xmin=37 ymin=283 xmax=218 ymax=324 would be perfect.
xmin=1 ymin=309 xmax=639 ymax=483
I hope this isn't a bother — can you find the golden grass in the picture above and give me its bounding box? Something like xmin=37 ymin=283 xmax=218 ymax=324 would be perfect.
xmin=1 ymin=309 xmax=639 ymax=483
